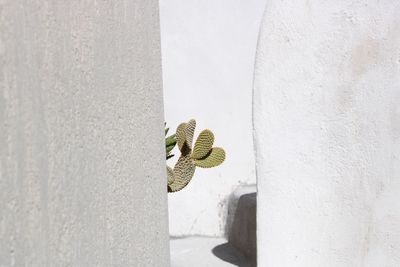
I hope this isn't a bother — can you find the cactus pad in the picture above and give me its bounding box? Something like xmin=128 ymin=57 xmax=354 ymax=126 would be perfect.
xmin=194 ymin=147 xmax=226 ymax=168
xmin=166 ymin=134 xmax=176 ymax=154
xmin=167 ymin=166 xmax=175 ymax=185
xmin=185 ymin=119 xmax=196 ymax=148
xmin=168 ymin=155 xmax=196 ymax=192
xmin=192 ymin=129 xmax=214 ymax=160
xmin=176 ymin=122 xmax=188 ymax=152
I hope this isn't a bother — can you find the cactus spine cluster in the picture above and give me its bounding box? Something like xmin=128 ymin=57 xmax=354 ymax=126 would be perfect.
xmin=166 ymin=119 xmax=225 ymax=193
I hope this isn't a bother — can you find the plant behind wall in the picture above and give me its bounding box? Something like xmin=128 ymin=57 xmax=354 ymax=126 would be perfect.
xmin=165 ymin=119 xmax=225 ymax=192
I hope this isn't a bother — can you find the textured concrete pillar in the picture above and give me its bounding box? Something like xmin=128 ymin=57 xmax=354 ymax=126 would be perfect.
xmin=0 ymin=1 xmax=169 ymax=266
xmin=254 ymin=1 xmax=400 ymax=266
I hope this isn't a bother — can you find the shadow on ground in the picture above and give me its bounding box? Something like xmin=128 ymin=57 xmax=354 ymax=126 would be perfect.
xmin=212 ymin=242 xmax=255 ymax=267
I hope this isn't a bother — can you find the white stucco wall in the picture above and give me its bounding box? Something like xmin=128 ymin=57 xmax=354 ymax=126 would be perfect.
xmin=0 ymin=1 xmax=170 ymax=266
xmin=160 ymin=0 xmax=266 ymax=237
xmin=254 ymin=1 xmax=400 ymax=266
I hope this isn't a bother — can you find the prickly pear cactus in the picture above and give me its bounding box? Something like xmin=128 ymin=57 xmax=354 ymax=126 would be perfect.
xmin=166 ymin=119 xmax=225 ymax=193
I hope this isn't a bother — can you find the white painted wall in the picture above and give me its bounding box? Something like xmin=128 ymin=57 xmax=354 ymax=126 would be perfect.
xmin=160 ymin=0 xmax=266 ymax=237
xmin=0 ymin=1 xmax=170 ymax=266
xmin=254 ymin=1 xmax=400 ymax=266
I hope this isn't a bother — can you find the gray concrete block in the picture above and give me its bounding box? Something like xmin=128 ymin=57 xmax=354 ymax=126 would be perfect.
xmin=226 ymin=185 xmax=257 ymax=265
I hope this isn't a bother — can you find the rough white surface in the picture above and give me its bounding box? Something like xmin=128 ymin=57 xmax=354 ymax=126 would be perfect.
xmin=160 ymin=0 xmax=266 ymax=237
xmin=254 ymin=1 xmax=400 ymax=266
xmin=0 ymin=1 xmax=170 ymax=266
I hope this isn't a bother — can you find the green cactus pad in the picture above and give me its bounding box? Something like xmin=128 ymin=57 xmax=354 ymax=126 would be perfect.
xmin=192 ymin=129 xmax=214 ymax=160
xmin=194 ymin=147 xmax=225 ymax=168
xmin=176 ymin=122 xmax=188 ymax=152
xmin=168 ymin=155 xmax=196 ymax=192
xmin=166 ymin=134 xmax=176 ymax=146
xmin=166 ymin=134 xmax=176 ymax=154
xmin=167 ymin=166 xmax=175 ymax=185
xmin=166 ymin=143 xmax=175 ymax=155
xmin=185 ymin=119 xmax=196 ymax=148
